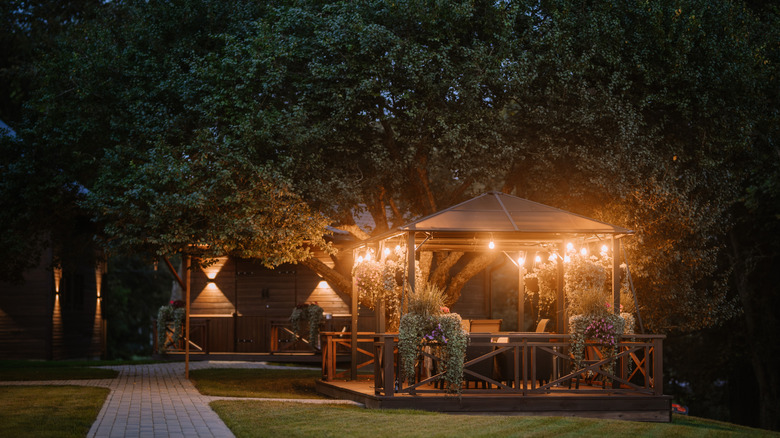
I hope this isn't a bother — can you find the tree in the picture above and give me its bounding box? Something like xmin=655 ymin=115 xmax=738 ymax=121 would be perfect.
xmin=4 ymin=0 xmax=778 ymax=427
xmin=3 ymin=0 xmax=331 ymax=269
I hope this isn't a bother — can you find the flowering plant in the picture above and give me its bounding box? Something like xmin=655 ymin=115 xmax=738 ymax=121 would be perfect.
xmin=398 ymin=283 xmax=468 ymax=394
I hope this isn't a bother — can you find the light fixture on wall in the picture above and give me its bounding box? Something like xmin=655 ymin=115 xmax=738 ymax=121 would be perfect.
xmin=488 ymin=233 xmax=495 ymax=249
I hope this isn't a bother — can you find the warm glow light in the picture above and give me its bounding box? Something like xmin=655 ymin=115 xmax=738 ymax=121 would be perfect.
xmin=566 ymin=242 xmax=574 ymax=252
xmin=518 ymin=257 xmax=525 ymax=266
xmin=53 ymin=267 xmax=62 ymax=293
xmin=580 ymin=247 xmax=588 ymax=257
xmin=535 ymin=255 xmax=542 ymax=263
xmin=206 ymin=282 xmax=219 ymax=291
xmin=601 ymin=244 xmax=609 ymax=254
xmin=395 ymin=245 xmax=401 ymax=252
xmin=383 ymin=248 xmax=391 ymax=257
xmin=366 ymin=251 xmax=372 ymax=261
xmin=356 ymin=255 xmax=364 ymax=263
xmin=548 ymin=254 xmax=556 ymax=262
xmin=564 ymin=255 xmax=571 ymax=263
xmin=317 ymin=280 xmax=330 ymax=289
xmin=488 ymin=240 xmax=495 ymax=249
xmin=203 ymin=257 xmax=228 ymax=280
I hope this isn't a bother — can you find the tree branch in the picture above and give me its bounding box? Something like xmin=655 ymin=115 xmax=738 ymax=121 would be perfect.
xmin=300 ymin=257 xmax=353 ymax=296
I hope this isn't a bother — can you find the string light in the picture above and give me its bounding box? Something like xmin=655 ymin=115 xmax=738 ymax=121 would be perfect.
xmin=564 ymin=255 xmax=571 ymax=263
xmin=566 ymin=242 xmax=574 ymax=252
xmin=383 ymin=247 xmax=391 ymax=257
xmin=534 ymin=254 xmax=542 ymax=264
xmin=580 ymin=247 xmax=588 ymax=257
xmin=601 ymin=244 xmax=609 ymax=254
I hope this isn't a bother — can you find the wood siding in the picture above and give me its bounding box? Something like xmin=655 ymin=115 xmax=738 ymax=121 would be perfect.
xmin=0 ymin=248 xmax=104 ymax=360
xmin=186 ymin=254 xmax=357 ymax=353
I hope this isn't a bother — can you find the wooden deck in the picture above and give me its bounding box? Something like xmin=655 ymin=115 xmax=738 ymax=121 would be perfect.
xmin=317 ymin=332 xmax=671 ymax=422
xmin=317 ymin=378 xmax=671 ymax=421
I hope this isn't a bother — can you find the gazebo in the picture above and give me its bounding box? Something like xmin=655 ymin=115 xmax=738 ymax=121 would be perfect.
xmin=318 ymin=192 xmax=669 ymax=421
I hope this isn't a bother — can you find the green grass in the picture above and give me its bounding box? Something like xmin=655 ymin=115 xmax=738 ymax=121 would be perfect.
xmin=190 ymin=367 xmax=326 ymax=399
xmin=0 ymin=360 xmax=124 ymax=381
xmin=0 ymin=385 xmax=109 ymax=438
xmin=210 ymin=401 xmax=779 ymax=438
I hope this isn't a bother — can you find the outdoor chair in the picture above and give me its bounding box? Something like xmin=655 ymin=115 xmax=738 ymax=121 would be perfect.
xmin=464 ymin=335 xmax=496 ymax=389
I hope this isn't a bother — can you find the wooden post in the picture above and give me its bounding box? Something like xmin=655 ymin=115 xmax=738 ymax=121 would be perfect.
xmin=653 ymin=336 xmax=664 ymax=396
xmin=517 ymin=255 xmax=525 ymax=331
xmin=556 ymin=242 xmax=565 ymax=333
xmin=612 ymin=237 xmax=621 ymax=315
xmin=184 ymin=255 xmax=191 ymax=379
xmin=407 ymin=232 xmax=416 ymax=296
xmin=351 ymin=265 xmax=358 ymax=381
xmin=383 ymin=335 xmax=395 ymax=396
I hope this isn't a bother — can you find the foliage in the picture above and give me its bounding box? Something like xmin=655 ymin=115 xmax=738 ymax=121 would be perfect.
xmin=289 ymin=303 xmax=324 ymax=348
xmin=398 ymin=312 xmax=468 ymax=394
xmin=103 ymin=255 xmax=172 ymax=359
xmin=398 ymin=284 xmax=468 ymax=393
xmin=352 ymin=256 xmax=405 ymax=330
xmin=156 ymin=301 xmax=185 ymax=353
xmin=406 ymin=283 xmax=445 ymax=318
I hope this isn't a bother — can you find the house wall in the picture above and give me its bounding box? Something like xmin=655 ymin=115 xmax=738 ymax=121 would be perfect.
xmin=0 ymin=249 xmax=54 ymax=360
xmin=187 ymin=252 xmax=364 ymax=353
xmin=0 ymin=248 xmax=104 ymax=360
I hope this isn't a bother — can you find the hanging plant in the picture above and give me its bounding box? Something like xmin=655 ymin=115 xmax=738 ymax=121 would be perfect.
xmin=352 ymin=254 xmax=405 ymax=331
xmin=157 ymin=300 xmax=186 ymax=353
xmin=290 ymin=303 xmax=324 ymax=348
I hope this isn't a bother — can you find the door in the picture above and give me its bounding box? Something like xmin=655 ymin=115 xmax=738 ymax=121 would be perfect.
xmin=235 ymin=260 xmax=298 ymax=352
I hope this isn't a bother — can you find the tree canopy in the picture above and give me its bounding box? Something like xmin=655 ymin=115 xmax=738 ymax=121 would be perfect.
xmin=2 ymin=0 xmax=779 ymax=428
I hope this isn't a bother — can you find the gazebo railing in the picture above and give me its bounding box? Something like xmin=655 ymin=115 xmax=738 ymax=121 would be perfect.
xmin=322 ymin=332 xmax=664 ymax=397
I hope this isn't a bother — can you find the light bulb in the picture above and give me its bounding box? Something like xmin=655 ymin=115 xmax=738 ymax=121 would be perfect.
xmin=580 ymin=247 xmax=588 ymax=257
xmin=566 ymin=242 xmax=574 ymax=252
xmin=488 ymin=240 xmax=495 ymax=249
xmin=601 ymin=244 xmax=609 ymax=254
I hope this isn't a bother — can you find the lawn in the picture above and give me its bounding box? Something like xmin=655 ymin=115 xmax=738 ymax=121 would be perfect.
xmin=0 ymin=385 xmax=109 ymax=438
xmin=210 ymin=401 xmax=779 ymax=438
xmin=0 ymin=360 xmax=129 ymax=381
xmin=190 ymin=367 xmax=326 ymax=398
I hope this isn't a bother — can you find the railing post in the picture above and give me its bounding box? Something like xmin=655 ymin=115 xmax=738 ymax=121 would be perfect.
xmin=653 ymin=336 xmax=664 ymax=396
xmin=384 ymin=335 xmax=395 ymax=397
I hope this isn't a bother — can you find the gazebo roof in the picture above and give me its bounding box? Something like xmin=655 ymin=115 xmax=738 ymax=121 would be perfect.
xmin=401 ymin=191 xmax=631 ymax=234
xmin=389 ymin=192 xmax=632 ymax=251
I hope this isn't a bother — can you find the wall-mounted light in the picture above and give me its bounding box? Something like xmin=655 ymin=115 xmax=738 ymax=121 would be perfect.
xmin=488 ymin=233 xmax=495 ymax=249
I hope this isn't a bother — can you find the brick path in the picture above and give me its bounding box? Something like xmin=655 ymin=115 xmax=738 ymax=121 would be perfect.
xmin=1 ymin=361 xmax=360 ymax=438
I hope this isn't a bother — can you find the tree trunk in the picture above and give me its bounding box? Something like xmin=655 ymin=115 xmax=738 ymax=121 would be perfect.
xmin=443 ymin=252 xmax=498 ymax=306
xmin=729 ymin=230 xmax=780 ymax=431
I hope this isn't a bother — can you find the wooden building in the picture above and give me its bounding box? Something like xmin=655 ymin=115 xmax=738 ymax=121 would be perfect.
xmin=0 ymin=247 xmax=106 ymax=360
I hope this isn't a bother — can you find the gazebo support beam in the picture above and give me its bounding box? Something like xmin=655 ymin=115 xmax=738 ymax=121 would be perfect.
xmin=612 ymin=237 xmax=621 ymax=315
xmin=556 ymin=242 xmax=565 ymax=333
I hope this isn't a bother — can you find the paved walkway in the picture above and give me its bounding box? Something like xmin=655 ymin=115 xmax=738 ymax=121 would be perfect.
xmin=1 ymin=361 xmax=361 ymax=438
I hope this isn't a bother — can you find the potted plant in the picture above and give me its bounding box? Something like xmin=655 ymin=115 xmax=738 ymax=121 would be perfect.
xmin=398 ymin=283 xmax=468 ymax=394
xmin=157 ymin=300 xmax=186 ymax=353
